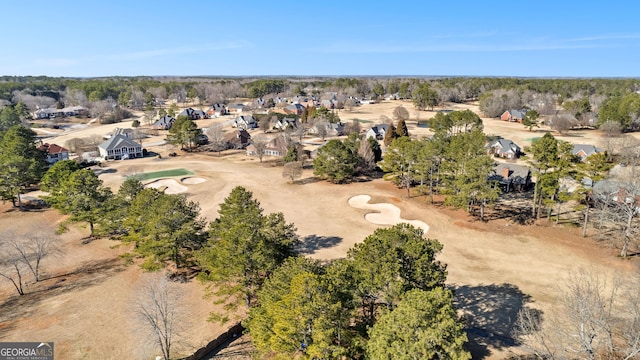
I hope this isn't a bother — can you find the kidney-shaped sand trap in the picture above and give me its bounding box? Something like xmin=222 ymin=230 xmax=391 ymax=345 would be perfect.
xmin=348 ymin=195 xmax=429 ymax=233
xmin=144 ymin=179 xmax=188 ymax=194
xmin=181 ymin=177 xmax=206 ymax=184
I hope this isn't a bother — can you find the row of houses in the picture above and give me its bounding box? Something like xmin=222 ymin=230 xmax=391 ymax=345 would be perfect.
xmin=487 ymin=137 xmax=600 ymax=161
xmin=33 ymin=106 xmax=88 ymax=120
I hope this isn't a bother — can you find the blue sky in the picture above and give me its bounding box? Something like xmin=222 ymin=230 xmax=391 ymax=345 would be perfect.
xmin=3 ymin=0 xmax=640 ymax=77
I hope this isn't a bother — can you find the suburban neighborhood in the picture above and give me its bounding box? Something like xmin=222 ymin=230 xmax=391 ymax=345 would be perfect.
xmin=2 ymin=1 xmax=640 ymax=359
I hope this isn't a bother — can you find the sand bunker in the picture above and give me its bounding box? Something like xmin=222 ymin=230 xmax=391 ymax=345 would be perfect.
xmin=144 ymin=179 xmax=188 ymax=194
xmin=181 ymin=177 xmax=206 ymax=184
xmin=348 ymin=195 xmax=429 ymax=233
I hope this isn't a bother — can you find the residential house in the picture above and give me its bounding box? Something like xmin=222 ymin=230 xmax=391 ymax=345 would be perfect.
xmin=308 ymin=122 xmax=345 ymax=137
xmin=593 ymin=179 xmax=640 ymax=211
xmin=33 ymin=106 xmax=88 ymax=119
xmin=365 ymin=124 xmax=390 ymax=140
xmin=489 ymin=163 xmax=532 ymax=192
xmin=291 ymin=95 xmax=306 ymax=104
xmin=275 ymin=117 xmax=298 ymax=131
xmin=228 ymin=103 xmax=248 ymax=113
xmin=284 ymin=103 xmax=305 ymax=115
xmin=254 ymin=98 xmax=266 ymax=108
xmin=104 ymin=127 xmax=136 ymax=140
xmin=320 ymin=99 xmax=335 ymax=109
xmin=246 ymin=135 xmax=291 ymax=157
xmin=500 ymin=109 xmax=527 ymax=122
xmin=207 ymin=103 xmax=227 ymax=117
xmin=572 ymin=144 xmax=599 ymax=161
xmin=232 ymin=115 xmax=258 ymax=129
xmin=153 ymin=116 xmax=176 ymax=130
xmin=223 ymin=129 xmax=251 ymax=149
xmin=98 ymin=135 xmax=143 ymax=160
xmin=178 ymin=107 xmax=206 ymax=120
xmin=38 ymin=143 xmax=70 ymax=165
xmin=488 ymin=138 xmax=522 ymax=159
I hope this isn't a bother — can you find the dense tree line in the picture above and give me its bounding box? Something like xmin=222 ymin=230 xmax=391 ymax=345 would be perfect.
xmin=0 ymin=125 xmax=47 ymax=210
xmin=245 ymin=223 xmax=470 ymax=359
xmin=312 ymin=133 xmax=381 ymax=183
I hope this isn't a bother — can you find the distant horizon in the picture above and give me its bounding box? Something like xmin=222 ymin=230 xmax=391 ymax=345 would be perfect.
xmin=4 ymin=1 xmax=640 ymax=78
xmin=4 ymin=74 xmax=640 ymax=80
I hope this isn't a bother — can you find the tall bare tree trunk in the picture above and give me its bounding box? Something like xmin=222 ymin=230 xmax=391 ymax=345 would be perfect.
xmin=582 ymin=203 xmax=590 ymax=237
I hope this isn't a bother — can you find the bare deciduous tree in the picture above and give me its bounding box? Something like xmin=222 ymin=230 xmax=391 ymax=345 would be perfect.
xmin=392 ymin=106 xmax=409 ymax=122
xmin=89 ymin=99 xmax=114 ymax=119
xmin=0 ymin=242 xmax=28 ymax=295
xmin=62 ymin=89 xmax=89 ymax=108
xmin=292 ymin=123 xmax=308 ymax=143
xmin=135 ymin=276 xmax=186 ymax=360
xmin=379 ymin=115 xmax=391 ymax=124
xmin=205 ymin=124 xmax=227 ymax=153
xmin=251 ymin=135 xmax=268 ymax=163
xmin=344 ymin=98 xmax=357 ymax=111
xmin=259 ymin=116 xmax=271 ymax=133
xmin=314 ymin=122 xmax=328 ymax=141
xmin=515 ymin=269 xmax=640 ymax=360
xmin=593 ymin=168 xmax=640 ymax=258
xmin=0 ymin=230 xmax=57 ymax=294
xmin=282 ymin=161 xmax=303 ymax=183
xmin=344 ymin=118 xmax=361 ymax=136
xmin=600 ymin=120 xmax=623 ymax=137
xmin=358 ymin=138 xmax=376 ymax=173
xmin=550 ymin=114 xmax=575 ymax=134
xmin=148 ymin=87 xmax=167 ymax=103
xmin=12 ymin=90 xmax=57 ymax=111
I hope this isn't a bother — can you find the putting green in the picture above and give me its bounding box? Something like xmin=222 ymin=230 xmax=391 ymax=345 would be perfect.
xmin=129 ymin=168 xmax=194 ymax=181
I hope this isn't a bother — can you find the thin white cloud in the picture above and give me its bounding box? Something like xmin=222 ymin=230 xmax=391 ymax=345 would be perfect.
xmin=309 ymin=41 xmax=600 ymax=54
xmin=309 ymin=31 xmax=640 ymax=54
xmin=566 ymin=33 xmax=640 ymax=42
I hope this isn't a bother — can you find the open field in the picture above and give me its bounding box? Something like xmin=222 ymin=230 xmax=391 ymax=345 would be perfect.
xmin=2 ymin=101 xmax=638 ymax=359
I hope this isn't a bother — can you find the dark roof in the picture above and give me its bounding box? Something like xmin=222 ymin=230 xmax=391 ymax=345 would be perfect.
xmin=154 ymin=116 xmax=175 ymax=129
xmin=489 ymin=163 xmax=531 ymax=185
xmin=491 ymin=138 xmax=521 ymax=153
xmin=572 ymin=144 xmax=599 ymax=159
xmin=506 ymin=109 xmax=526 ymax=119
xmin=369 ymin=124 xmax=390 ymax=135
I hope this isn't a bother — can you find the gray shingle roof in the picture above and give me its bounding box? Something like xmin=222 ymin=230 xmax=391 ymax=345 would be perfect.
xmin=99 ymin=134 xmax=141 ymax=152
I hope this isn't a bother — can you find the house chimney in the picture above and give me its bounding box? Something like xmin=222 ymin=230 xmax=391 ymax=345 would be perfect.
xmin=502 ymin=167 xmax=510 ymax=179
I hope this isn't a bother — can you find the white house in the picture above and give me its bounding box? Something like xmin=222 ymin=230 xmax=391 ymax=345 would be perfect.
xmin=98 ymin=135 xmax=143 ymax=160
xmin=38 ymin=143 xmax=70 ymax=165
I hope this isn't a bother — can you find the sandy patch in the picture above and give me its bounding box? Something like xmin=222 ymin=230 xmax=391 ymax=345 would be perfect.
xmin=144 ymin=178 xmax=188 ymax=194
xmin=181 ymin=177 xmax=206 ymax=184
xmin=348 ymin=194 xmax=430 ymax=233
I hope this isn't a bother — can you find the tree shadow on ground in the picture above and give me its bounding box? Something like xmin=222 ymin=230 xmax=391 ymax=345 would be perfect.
xmin=207 ymin=335 xmax=255 ymax=359
xmin=296 ymin=235 xmax=343 ymax=255
xmin=297 ymin=176 xmax=321 ymax=185
xmin=0 ymin=258 xmax=126 ymax=338
xmin=451 ymin=283 xmax=543 ymax=359
xmin=486 ymin=192 xmax=535 ymax=225
xmin=92 ymin=167 xmax=117 ymax=176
